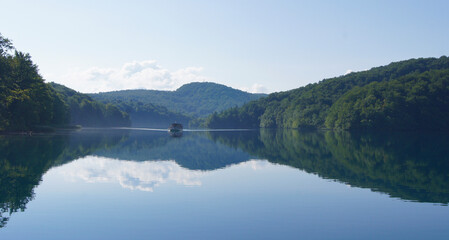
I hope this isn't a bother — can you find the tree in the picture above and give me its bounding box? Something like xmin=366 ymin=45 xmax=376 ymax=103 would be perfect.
xmin=0 ymin=33 xmax=69 ymax=131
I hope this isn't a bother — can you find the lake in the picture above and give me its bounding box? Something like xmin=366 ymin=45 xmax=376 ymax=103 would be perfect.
xmin=1 ymin=128 xmax=449 ymax=239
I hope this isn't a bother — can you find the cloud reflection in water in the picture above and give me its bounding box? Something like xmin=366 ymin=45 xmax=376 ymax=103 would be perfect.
xmin=59 ymin=156 xmax=204 ymax=192
xmin=58 ymin=156 xmax=270 ymax=192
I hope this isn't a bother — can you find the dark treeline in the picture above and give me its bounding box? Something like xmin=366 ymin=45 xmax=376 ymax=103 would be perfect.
xmin=205 ymin=56 xmax=449 ymax=130
xmin=0 ymin=34 xmax=68 ymax=131
xmin=87 ymin=97 xmax=191 ymax=128
xmin=4 ymin=30 xmax=448 ymax=131
xmin=50 ymin=83 xmax=130 ymax=127
xmin=0 ymin=33 xmax=130 ymax=131
xmin=326 ymin=69 xmax=449 ymax=130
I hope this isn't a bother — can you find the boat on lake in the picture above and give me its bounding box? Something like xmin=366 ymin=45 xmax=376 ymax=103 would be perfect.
xmin=168 ymin=123 xmax=183 ymax=137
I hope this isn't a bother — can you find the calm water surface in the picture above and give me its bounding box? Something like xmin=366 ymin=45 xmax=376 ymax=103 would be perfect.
xmin=1 ymin=129 xmax=449 ymax=239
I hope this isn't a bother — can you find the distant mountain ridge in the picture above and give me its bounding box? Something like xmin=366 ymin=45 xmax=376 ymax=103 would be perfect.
xmin=89 ymin=82 xmax=267 ymax=118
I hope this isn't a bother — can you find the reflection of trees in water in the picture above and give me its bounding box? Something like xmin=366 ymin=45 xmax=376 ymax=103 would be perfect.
xmin=0 ymin=129 xmax=255 ymax=228
xmin=0 ymin=135 xmax=66 ymax=228
xmin=94 ymin=131 xmax=254 ymax=170
xmin=0 ymin=130 xmax=128 ymax=228
xmin=2 ymin=128 xmax=449 ymax=228
xmin=323 ymin=131 xmax=449 ymax=204
xmin=212 ymin=129 xmax=449 ymax=204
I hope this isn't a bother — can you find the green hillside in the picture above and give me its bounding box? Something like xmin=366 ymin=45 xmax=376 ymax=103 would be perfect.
xmin=0 ymin=34 xmax=68 ymax=131
xmin=205 ymin=56 xmax=449 ymax=130
xmin=50 ymin=83 xmax=130 ymax=127
xmin=325 ymin=69 xmax=449 ymax=130
xmin=89 ymin=82 xmax=267 ymax=117
xmin=0 ymin=33 xmax=131 ymax=131
xmin=105 ymin=99 xmax=191 ymax=128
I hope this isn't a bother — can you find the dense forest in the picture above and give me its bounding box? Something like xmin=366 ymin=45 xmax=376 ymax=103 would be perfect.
xmin=90 ymin=82 xmax=266 ymax=117
xmin=3 ymin=30 xmax=448 ymax=131
xmin=0 ymin=34 xmax=68 ymax=131
xmin=0 ymin=33 xmax=130 ymax=131
xmin=205 ymin=56 xmax=449 ymax=130
xmin=50 ymin=83 xmax=130 ymax=127
xmin=115 ymin=101 xmax=190 ymax=128
xmin=83 ymin=95 xmax=191 ymax=128
xmin=325 ymin=69 xmax=449 ymax=130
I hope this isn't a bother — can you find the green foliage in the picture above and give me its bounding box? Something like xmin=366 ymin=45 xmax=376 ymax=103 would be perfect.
xmin=0 ymin=33 xmax=131 ymax=130
xmin=49 ymin=83 xmax=130 ymax=127
xmin=89 ymin=82 xmax=266 ymax=118
xmin=92 ymin=97 xmax=191 ymax=128
xmin=325 ymin=69 xmax=449 ymax=130
xmin=204 ymin=101 xmax=265 ymax=129
xmin=205 ymin=56 xmax=449 ymax=130
xmin=0 ymin=34 xmax=69 ymax=131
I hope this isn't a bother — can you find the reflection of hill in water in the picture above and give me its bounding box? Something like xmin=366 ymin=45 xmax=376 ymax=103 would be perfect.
xmin=0 ymin=129 xmax=254 ymax=227
xmin=0 ymin=130 xmax=127 ymax=228
xmin=92 ymin=131 xmax=254 ymax=170
xmin=2 ymin=128 xmax=449 ymax=228
xmin=211 ymin=129 xmax=449 ymax=204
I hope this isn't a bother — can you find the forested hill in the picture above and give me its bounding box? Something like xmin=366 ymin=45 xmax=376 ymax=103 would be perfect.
xmin=0 ymin=33 xmax=130 ymax=131
xmin=89 ymin=82 xmax=267 ymax=117
xmin=95 ymin=96 xmax=191 ymax=128
xmin=49 ymin=83 xmax=130 ymax=127
xmin=0 ymin=34 xmax=68 ymax=131
xmin=205 ymin=56 xmax=449 ymax=130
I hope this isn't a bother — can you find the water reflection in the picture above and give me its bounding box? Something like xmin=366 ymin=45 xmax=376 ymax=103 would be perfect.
xmin=0 ymin=130 xmax=127 ymax=228
xmin=60 ymin=156 xmax=203 ymax=192
xmin=1 ymin=128 xmax=449 ymax=228
xmin=57 ymin=157 xmax=270 ymax=192
xmin=210 ymin=129 xmax=449 ymax=204
xmin=93 ymin=130 xmax=253 ymax=170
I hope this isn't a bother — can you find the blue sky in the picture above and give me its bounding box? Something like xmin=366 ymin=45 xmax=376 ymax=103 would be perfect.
xmin=1 ymin=0 xmax=448 ymax=93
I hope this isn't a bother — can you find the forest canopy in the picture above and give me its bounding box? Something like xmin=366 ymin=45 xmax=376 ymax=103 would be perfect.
xmin=50 ymin=83 xmax=130 ymax=127
xmin=0 ymin=33 xmax=130 ymax=131
xmin=325 ymin=69 xmax=449 ymax=130
xmin=2 ymin=31 xmax=448 ymax=131
xmin=205 ymin=56 xmax=449 ymax=131
xmin=0 ymin=34 xmax=68 ymax=131
xmin=90 ymin=82 xmax=266 ymax=117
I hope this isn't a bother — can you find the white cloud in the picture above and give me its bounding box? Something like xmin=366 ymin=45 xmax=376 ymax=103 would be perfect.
xmin=344 ymin=69 xmax=353 ymax=75
xmin=58 ymin=60 xmax=210 ymax=93
xmin=240 ymin=83 xmax=268 ymax=94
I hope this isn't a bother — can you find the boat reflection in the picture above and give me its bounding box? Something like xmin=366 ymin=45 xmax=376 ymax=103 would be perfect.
xmin=168 ymin=123 xmax=183 ymax=137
